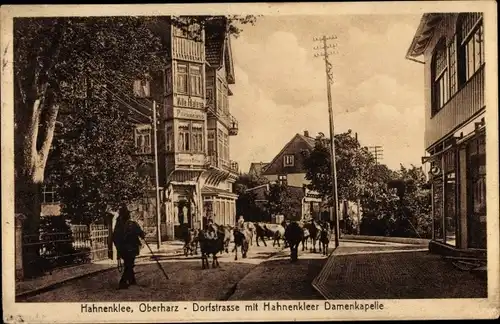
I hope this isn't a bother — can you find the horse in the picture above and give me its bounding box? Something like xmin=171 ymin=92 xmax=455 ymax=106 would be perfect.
xmin=245 ymin=222 xmax=256 ymax=246
xmin=305 ymin=219 xmax=322 ymax=253
xmin=233 ymin=228 xmax=250 ymax=260
xmin=197 ymin=227 xmax=221 ymax=269
xmin=284 ymin=221 xmax=304 ymax=262
xmin=213 ymin=224 xmax=231 ymax=254
xmin=319 ymin=224 xmax=330 ymax=256
xmin=253 ymin=222 xmax=268 ymax=247
xmin=271 ymin=224 xmax=286 ymax=247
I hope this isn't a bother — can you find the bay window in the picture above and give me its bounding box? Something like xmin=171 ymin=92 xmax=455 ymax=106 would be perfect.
xmin=177 ymin=64 xmax=188 ymax=94
xmin=457 ymin=13 xmax=484 ymax=86
xmin=176 ymin=62 xmax=204 ymax=97
xmin=176 ymin=121 xmax=204 ymax=153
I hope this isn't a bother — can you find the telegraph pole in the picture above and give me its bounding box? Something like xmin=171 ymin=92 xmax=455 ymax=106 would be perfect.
xmin=152 ymin=100 xmax=162 ymax=250
xmin=368 ymin=145 xmax=384 ymax=165
xmin=314 ymin=35 xmax=340 ymax=248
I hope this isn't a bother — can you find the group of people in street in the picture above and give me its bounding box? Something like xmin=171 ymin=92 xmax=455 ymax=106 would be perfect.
xmin=112 ymin=204 xmax=247 ymax=289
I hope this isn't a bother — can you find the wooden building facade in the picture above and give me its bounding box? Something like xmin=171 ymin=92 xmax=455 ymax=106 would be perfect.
xmin=406 ymin=13 xmax=486 ymax=255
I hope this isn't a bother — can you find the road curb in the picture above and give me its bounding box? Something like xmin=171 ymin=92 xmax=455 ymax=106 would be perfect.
xmin=15 ymin=265 xmax=116 ymax=300
xmin=16 ymin=248 xmax=184 ymax=300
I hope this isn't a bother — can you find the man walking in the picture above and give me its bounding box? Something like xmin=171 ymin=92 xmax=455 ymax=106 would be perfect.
xmin=112 ymin=204 xmax=145 ymax=289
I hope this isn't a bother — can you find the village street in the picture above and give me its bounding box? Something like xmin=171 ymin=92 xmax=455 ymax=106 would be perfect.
xmin=18 ymin=241 xmax=327 ymax=302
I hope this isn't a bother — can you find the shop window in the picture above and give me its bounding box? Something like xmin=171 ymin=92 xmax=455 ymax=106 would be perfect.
xmin=467 ymin=134 xmax=486 ymax=249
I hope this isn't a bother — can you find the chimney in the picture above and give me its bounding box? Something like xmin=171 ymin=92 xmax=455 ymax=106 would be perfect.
xmin=304 ymin=130 xmax=309 ymax=137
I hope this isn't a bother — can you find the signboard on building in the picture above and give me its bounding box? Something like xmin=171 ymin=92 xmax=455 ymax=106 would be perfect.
xmin=174 ymin=94 xmax=205 ymax=110
xmin=175 ymin=153 xmax=205 ymax=165
xmin=171 ymin=107 xmax=205 ymax=121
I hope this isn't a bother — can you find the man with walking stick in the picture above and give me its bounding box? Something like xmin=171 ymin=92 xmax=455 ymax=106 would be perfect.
xmin=112 ymin=204 xmax=145 ymax=289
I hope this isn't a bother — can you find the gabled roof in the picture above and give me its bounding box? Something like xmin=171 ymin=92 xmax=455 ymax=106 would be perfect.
xmin=406 ymin=13 xmax=444 ymax=59
xmin=262 ymin=133 xmax=320 ymax=176
xmin=249 ymin=162 xmax=269 ymax=174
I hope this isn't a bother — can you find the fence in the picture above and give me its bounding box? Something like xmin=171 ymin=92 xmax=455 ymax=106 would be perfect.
xmin=22 ymin=223 xmax=111 ymax=274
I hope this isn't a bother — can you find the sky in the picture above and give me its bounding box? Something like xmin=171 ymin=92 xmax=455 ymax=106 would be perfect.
xmin=227 ymin=14 xmax=426 ymax=173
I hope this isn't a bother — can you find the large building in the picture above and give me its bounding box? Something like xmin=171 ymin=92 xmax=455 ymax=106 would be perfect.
xmin=134 ymin=17 xmax=240 ymax=239
xmin=406 ymin=13 xmax=486 ymax=256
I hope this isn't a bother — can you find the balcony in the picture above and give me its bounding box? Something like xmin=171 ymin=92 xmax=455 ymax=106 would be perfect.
xmin=228 ymin=115 xmax=238 ymax=136
xmin=425 ymin=66 xmax=484 ymax=148
xmin=204 ymin=154 xmax=239 ymax=175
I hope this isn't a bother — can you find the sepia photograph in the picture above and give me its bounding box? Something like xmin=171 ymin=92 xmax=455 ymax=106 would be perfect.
xmin=1 ymin=2 xmax=498 ymax=323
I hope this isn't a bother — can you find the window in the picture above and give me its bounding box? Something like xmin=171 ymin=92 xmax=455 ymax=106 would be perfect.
xmin=457 ymin=13 xmax=484 ymax=86
xmin=178 ymin=122 xmax=190 ymax=151
xmin=278 ymin=175 xmax=287 ymax=186
xmin=189 ymin=65 xmax=202 ymax=97
xmin=176 ymin=121 xmax=204 ymax=153
xmin=284 ymin=154 xmax=295 ymax=167
xmin=166 ymin=124 xmax=174 ymax=152
xmin=42 ymin=185 xmax=59 ymax=203
xmin=223 ymin=133 xmax=229 ymax=164
xmin=217 ymin=79 xmax=224 ymax=114
xmin=165 ymin=67 xmax=172 ymax=94
xmin=223 ymin=85 xmax=229 ymax=115
xmin=173 ymin=23 xmax=201 ymax=40
xmin=135 ymin=126 xmax=152 ymax=154
xmin=191 ymin=123 xmax=204 ymax=152
xmin=218 ymin=129 xmax=224 ymax=166
xmin=448 ymin=38 xmax=458 ymax=95
xmin=431 ymin=39 xmax=449 ymax=114
xmin=207 ymin=130 xmax=215 ymax=156
xmin=133 ymin=78 xmax=150 ymax=98
xmin=176 ymin=63 xmax=188 ymax=94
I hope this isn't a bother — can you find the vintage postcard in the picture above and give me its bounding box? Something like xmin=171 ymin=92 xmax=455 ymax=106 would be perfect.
xmin=1 ymin=1 xmax=499 ymax=323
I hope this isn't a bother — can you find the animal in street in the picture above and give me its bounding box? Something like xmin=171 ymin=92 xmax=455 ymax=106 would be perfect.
xmin=197 ymin=226 xmax=221 ymax=269
xmin=305 ymin=219 xmax=322 ymax=253
xmin=232 ymin=228 xmax=250 ymax=260
xmin=284 ymin=221 xmax=304 ymax=262
xmin=271 ymin=224 xmax=286 ymax=247
xmin=253 ymin=222 xmax=268 ymax=247
xmin=319 ymin=224 xmax=330 ymax=256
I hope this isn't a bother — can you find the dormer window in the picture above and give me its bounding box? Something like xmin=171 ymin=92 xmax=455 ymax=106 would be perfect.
xmin=284 ymin=154 xmax=295 ymax=167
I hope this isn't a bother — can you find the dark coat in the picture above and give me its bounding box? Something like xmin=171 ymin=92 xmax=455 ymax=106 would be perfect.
xmin=113 ymin=219 xmax=145 ymax=258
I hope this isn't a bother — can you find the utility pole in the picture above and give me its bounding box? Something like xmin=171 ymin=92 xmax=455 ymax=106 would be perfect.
xmin=314 ymin=35 xmax=340 ymax=248
xmin=152 ymin=100 xmax=162 ymax=250
xmin=368 ymin=145 xmax=384 ymax=165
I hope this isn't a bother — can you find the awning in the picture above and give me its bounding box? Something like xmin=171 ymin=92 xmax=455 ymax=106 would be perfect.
xmin=201 ymin=186 xmax=238 ymax=199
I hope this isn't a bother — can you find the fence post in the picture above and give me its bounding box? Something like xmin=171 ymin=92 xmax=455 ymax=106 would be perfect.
xmin=110 ymin=212 xmax=118 ymax=261
xmin=15 ymin=213 xmax=27 ymax=281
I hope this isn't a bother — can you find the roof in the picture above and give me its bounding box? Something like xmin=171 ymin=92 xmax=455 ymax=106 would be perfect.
xmin=205 ymin=31 xmax=225 ymax=67
xmin=201 ymin=186 xmax=238 ymax=198
xmin=406 ymin=13 xmax=444 ymax=59
xmin=262 ymin=133 xmax=320 ymax=175
xmin=249 ymin=162 xmax=269 ymax=174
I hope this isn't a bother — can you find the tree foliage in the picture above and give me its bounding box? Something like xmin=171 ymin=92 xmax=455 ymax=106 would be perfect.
xmin=303 ymin=130 xmax=375 ymax=203
xmin=303 ymin=131 xmax=432 ymax=238
xmin=49 ymin=97 xmax=151 ymax=225
xmin=234 ymin=172 xmax=268 ymax=221
xmin=265 ymin=183 xmax=302 ymax=221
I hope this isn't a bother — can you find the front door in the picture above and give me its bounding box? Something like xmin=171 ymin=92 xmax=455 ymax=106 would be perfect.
xmin=466 ymin=134 xmax=486 ymax=249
